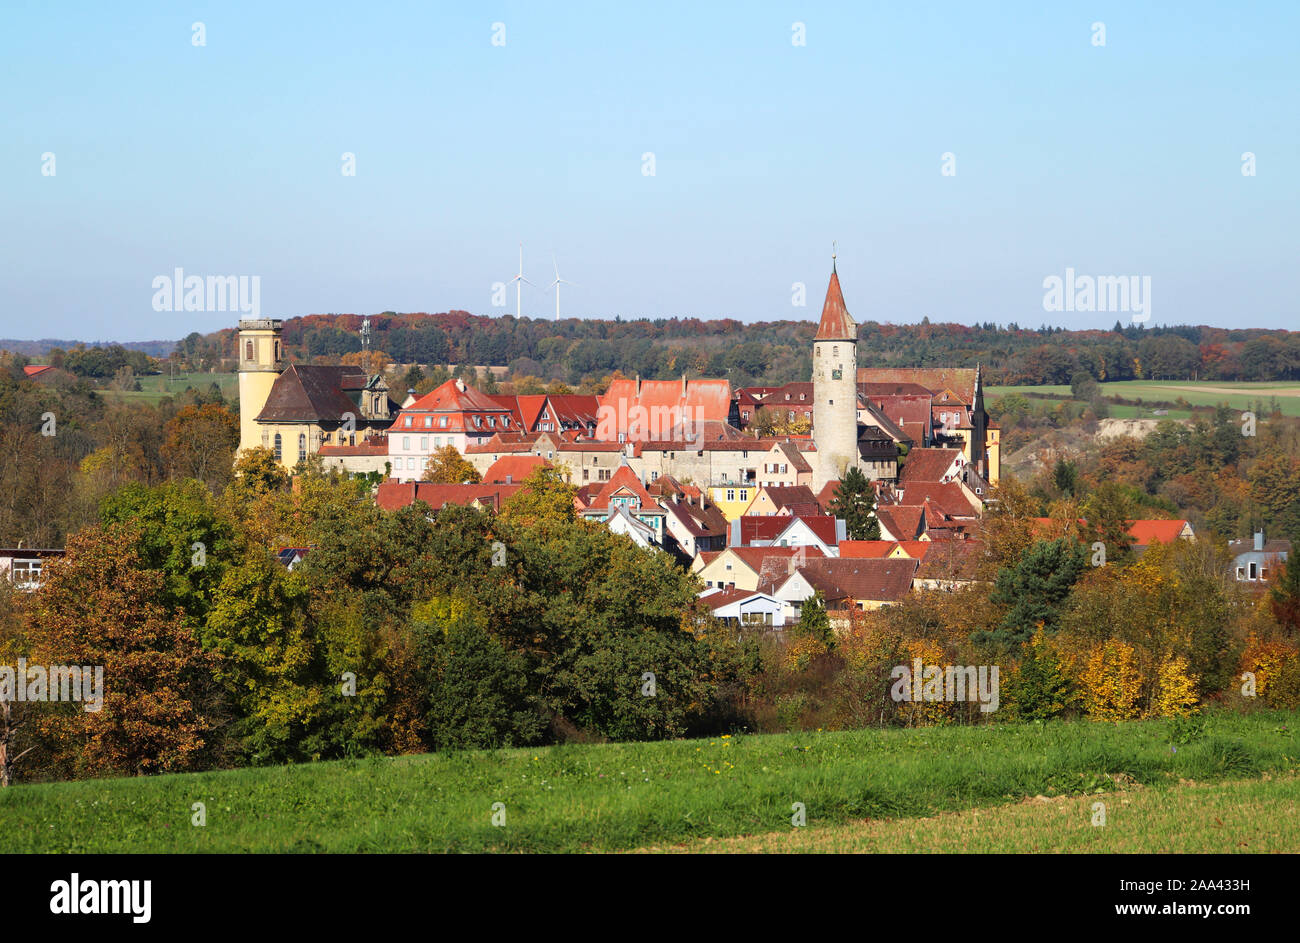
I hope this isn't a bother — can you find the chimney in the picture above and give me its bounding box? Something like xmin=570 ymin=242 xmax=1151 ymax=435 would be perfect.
xmin=455 ymin=378 xmax=466 ymax=392
xmin=1255 ymin=529 xmax=1265 ymax=552
xmin=635 ymin=375 xmax=641 ymax=397
xmin=682 ymin=373 xmax=688 ymax=398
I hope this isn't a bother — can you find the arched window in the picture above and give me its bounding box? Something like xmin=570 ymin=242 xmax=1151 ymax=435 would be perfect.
xmin=298 ymin=433 xmax=306 ymax=457
xmin=273 ymin=433 xmax=282 ymax=461
xmin=245 ymin=340 xmax=254 ymax=361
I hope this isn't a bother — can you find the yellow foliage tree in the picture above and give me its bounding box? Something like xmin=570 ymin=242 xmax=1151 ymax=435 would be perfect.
xmin=899 ymin=638 xmax=953 ymax=727
xmin=1079 ymin=639 xmax=1144 ymax=721
xmin=1151 ymin=654 xmax=1199 ymax=717
xmin=1239 ymin=634 xmax=1300 ymax=705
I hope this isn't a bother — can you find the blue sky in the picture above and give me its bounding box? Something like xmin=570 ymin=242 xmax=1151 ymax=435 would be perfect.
xmin=2 ymin=1 xmax=1296 ymax=340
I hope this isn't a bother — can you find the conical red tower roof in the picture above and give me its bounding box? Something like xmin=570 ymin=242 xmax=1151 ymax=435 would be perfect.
xmin=814 ymin=264 xmax=856 ymax=341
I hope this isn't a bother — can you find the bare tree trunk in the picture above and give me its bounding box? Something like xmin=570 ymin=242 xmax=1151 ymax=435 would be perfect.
xmin=0 ymin=699 xmax=35 ymax=787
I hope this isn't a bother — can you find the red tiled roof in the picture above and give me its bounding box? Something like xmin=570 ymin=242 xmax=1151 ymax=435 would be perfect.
xmin=898 ymin=482 xmax=976 ymax=518
xmin=597 ymin=378 xmax=733 ymax=442
xmin=899 ymin=448 xmax=964 ymax=484
xmin=1127 ymin=520 xmax=1191 ymax=545
xmin=318 ymin=436 xmax=389 ymax=456
xmin=756 ymin=484 xmax=819 ymax=512
xmin=585 ymin=464 xmax=655 ymax=511
xmin=915 ymin=540 xmax=986 ymax=581
xmin=727 ymin=545 xmax=825 ymax=576
xmin=795 ymin=557 xmax=918 ymax=604
xmin=732 ymin=516 xmax=792 ymax=545
xmin=876 ymin=506 xmax=926 ymax=541
xmin=814 ymin=267 xmax=856 ymax=341
xmin=546 ymin=394 xmax=601 ymax=428
xmin=857 ymin=368 xmax=977 ymax=402
xmin=839 ymin=540 xmax=898 ymax=559
xmin=23 ymin=364 xmax=54 ymax=378
xmin=483 ymin=455 xmax=550 ymax=484
xmin=375 ymin=481 xmax=522 ymax=512
xmin=779 ymin=515 xmax=839 ymax=546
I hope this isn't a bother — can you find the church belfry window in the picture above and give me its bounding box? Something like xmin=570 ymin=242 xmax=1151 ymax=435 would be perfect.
xmin=298 ymin=433 xmax=306 ymax=457
xmin=273 ymin=433 xmax=282 ymax=461
xmin=245 ymin=341 xmax=254 ymax=361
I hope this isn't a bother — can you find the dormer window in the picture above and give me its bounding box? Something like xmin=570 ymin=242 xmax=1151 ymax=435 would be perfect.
xmin=439 ymin=416 xmax=448 ymax=428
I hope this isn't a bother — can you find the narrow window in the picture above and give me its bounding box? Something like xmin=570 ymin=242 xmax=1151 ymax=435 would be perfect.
xmin=273 ymin=433 xmax=282 ymax=461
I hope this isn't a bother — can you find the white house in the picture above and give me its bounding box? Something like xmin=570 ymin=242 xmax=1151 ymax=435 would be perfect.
xmin=703 ymin=588 xmax=787 ymax=630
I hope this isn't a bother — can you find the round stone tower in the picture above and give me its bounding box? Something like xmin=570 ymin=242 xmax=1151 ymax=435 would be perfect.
xmin=811 ymin=258 xmax=859 ymax=492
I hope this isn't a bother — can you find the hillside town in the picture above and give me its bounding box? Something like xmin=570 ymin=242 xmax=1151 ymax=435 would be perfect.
xmin=196 ymin=263 xmax=1284 ymax=636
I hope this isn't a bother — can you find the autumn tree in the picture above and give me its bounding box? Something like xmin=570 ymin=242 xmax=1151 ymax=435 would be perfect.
xmin=501 ymin=465 xmax=576 ymax=530
xmin=30 ymin=525 xmax=224 ymax=776
xmin=1081 ymin=481 xmax=1137 ymax=565
xmin=226 ymin=446 xmax=290 ymax=505
xmin=1271 ymin=554 xmax=1300 ymax=636
xmin=161 ymin=403 xmax=239 ymax=486
xmin=424 ymin=445 xmax=481 ymax=484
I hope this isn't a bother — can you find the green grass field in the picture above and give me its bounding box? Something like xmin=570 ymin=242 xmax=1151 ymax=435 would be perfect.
xmin=2 ymin=710 xmax=1296 ymax=853
xmin=649 ymin=773 xmax=1300 ymax=853
xmin=989 ymin=380 xmax=1300 ymax=418
xmin=98 ymin=371 xmax=239 ymax=406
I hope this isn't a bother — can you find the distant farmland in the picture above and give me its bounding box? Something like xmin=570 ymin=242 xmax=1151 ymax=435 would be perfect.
xmin=97 ymin=371 xmax=239 ymax=406
xmin=988 ymin=380 xmax=1300 ymax=418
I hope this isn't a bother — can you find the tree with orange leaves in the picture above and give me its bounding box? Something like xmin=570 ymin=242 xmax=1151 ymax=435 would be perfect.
xmin=30 ymin=525 xmax=223 ymax=777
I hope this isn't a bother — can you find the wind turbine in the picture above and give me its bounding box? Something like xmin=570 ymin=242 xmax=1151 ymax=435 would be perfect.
xmin=508 ymin=243 xmax=536 ymax=318
xmin=547 ymin=254 xmax=576 ymax=321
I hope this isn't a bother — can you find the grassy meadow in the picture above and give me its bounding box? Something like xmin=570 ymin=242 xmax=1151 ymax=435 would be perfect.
xmin=988 ymin=380 xmax=1300 ymax=418
xmin=649 ymin=772 xmax=1300 ymax=853
xmin=98 ymin=371 xmax=239 ymax=406
xmin=2 ymin=710 xmax=1297 ymax=853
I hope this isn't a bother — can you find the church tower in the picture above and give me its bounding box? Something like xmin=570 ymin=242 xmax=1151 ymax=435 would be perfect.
xmin=811 ymin=255 xmax=859 ymax=492
xmin=237 ymin=318 xmax=283 ymax=454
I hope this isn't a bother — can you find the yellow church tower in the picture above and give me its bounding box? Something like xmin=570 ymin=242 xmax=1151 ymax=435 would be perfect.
xmin=237 ymin=318 xmax=283 ymax=454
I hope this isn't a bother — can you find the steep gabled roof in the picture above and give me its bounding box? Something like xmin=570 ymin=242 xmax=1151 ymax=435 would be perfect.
xmin=407 ymin=378 xmax=511 ymax=414
xmin=915 ymin=540 xmax=986 ymax=582
xmin=256 ymin=365 xmax=370 ymax=423
xmin=776 ymin=515 xmax=839 ymax=546
xmin=732 ymin=516 xmax=794 ymax=545
xmin=1124 ymin=519 xmax=1193 ymax=546
xmin=876 ymin=505 xmax=926 ymax=541
xmin=754 ymin=484 xmax=819 ymax=512
xmin=660 ymin=495 xmax=728 ymax=539
xmin=795 ymin=558 xmax=918 ymax=604
xmin=482 ymin=455 xmax=550 ymax=484
xmin=586 ymin=464 xmax=656 ymax=511
xmin=546 ymin=394 xmax=601 ymax=427
xmin=814 ymin=266 xmax=857 ymax=341
xmin=898 ymin=482 xmax=978 ymax=518
xmin=899 ymin=448 xmax=965 ymax=484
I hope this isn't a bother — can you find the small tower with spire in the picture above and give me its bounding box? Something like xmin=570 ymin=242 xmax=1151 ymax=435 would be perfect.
xmin=811 ymin=248 xmax=859 ymax=492
xmin=971 ymin=362 xmax=988 ymax=478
